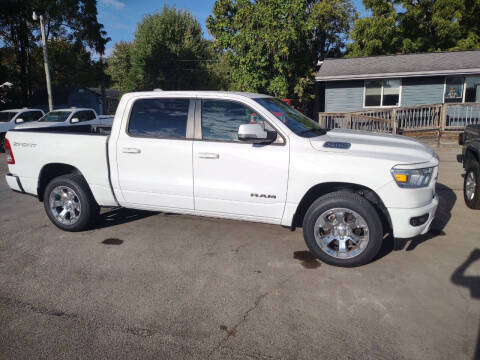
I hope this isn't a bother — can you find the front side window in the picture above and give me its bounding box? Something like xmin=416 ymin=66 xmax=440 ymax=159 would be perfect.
xmin=39 ymin=111 xmax=71 ymax=122
xmin=84 ymin=111 xmax=96 ymax=121
xmin=0 ymin=112 xmax=17 ymax=122
xmin=19 ymin=111 xmax=37 ymax=122
xmin=444 ymin=77 xmax=464 ymax=103
xmin=364 ymin=79 xmax=400 ymax=107
xmin=465 ymin=76 xmax=480 ymax=103
xmin=72 ymin=110 xmax=96 ymax=122
xmin=128 ymin=98 xmax=189 ymax=138
xmin=201 ymin=100 xmax=270 ymax=142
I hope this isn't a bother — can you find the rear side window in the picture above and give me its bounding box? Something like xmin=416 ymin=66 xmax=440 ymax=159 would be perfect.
xmin=128 ymin=98 xmax=189 ymax=139
xmin=31 ymin=111 xmax=44 ymax=121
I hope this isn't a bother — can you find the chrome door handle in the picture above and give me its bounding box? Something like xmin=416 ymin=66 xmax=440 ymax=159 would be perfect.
xmin=122 ymin=147 xmax=141 ymax=154
xmin=198 ymin=152 xmax=219 ymax=159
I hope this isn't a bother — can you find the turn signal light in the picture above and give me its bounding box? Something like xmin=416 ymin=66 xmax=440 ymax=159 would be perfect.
xmin=394 ymin=174 xmax=408 ymax=183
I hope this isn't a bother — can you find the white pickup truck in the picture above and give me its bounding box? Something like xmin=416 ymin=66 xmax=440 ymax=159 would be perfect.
xmin=0 ymin=108 xmax=45 ymax=151
xmin=4 ymin=91 xmax=439 ymax=267
xmin=15 ymin=107 xmax=113 ymax=129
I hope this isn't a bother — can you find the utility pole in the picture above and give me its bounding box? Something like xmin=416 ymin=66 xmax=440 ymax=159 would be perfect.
xmin=99 ymin=53 xmax=106 ymax=114
xmin=33 ymin=11 xmax=53 ymax=112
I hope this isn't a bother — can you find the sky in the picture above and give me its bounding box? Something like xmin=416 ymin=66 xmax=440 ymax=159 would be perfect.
xmin=97 ymin=0 xmax=367 ymax=57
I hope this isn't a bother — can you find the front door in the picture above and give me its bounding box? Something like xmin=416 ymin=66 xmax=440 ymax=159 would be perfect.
xmin=116 ymin=97 xmax=195 ymax=210
xmin=193 ymin=99 xmax=289 ymax=221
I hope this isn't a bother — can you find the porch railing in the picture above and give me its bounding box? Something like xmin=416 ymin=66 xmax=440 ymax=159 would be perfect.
xmin=318 ymin=102 xmax=480 ymax=133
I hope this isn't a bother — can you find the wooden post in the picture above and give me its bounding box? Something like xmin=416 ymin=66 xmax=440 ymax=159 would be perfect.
xmin=440 ymin=103 xmax=447 ymax=131
xmin=391 ymin=109 xmax=397 ymax=134
xmin=345 ymin=113 xmax=352 ymax=129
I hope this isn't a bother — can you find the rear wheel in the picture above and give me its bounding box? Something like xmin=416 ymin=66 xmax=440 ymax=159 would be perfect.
xmin=43 ymin=174 xmax=99 ymax=231
xmin=302 ymin=191 xmax=383 ymax=267
xmin=464 ymin=161 xmax=480 ymax=209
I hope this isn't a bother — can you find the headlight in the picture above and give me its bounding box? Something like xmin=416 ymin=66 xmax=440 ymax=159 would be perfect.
xmin=391 ymin=167 xmax=434 ymax=188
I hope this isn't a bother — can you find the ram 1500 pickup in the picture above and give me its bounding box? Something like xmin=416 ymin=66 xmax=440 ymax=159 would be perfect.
xmin=4 ymin=91 xmax=439 ymax=267
xmin=459 ymin=124 xmax=480 ymax=209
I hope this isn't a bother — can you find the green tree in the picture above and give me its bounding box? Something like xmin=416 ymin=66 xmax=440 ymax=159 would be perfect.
xmin=207 ymin=0 xmax=356 ymax=102
xmin=130 ymin=6 xmax=210 ymax=91
xmin=348 ymin=0 xmax=400 ymax=56
xmin=398 ymin=0 xmax=465 ymax=52
xmin=455 ymin=0 xmax=480 ymax=49
xmin=105 ymin=41 xmax=134 ymax=93
xmin=348 ymin=0 xmax=480 ymax=56
xmin=48 ymin=39 xmax=100 ymax=87
xmin=0 ymin=0 xmax=109 ymax=105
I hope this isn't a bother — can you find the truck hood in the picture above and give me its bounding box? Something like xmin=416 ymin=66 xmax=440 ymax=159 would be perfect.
xmin=14 ymin=121 xmax=63 ymax=129
xmin=309 ymin=129 xmax=436 ymax=165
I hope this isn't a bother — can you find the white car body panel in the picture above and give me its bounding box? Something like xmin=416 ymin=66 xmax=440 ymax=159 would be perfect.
xmin=5 ymin=91 xmax=439 ymax=239
xmin=0 ymin=108 xmax=45 ymax=134
xmin=15 ymin=108 xmax=112 ymax=129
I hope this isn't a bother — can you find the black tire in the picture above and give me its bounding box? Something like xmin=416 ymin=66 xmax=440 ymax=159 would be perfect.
xmin=464 ymin=161 xmax=480 ymax=210
xmin=43 ymin=174 xmax=100 ymax=231
xmin=0 ymin=133 xmax=5 ymax=153
xmin=302 ymin=191 xmax=383 ymax=267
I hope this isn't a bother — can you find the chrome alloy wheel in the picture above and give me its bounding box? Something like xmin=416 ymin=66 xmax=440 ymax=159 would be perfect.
xmin=314 ymin=208 xmax=370 ymax=259
xmin=49 ymin=186 xmax=82 ymax=225
xmin=465 ymin=171 xmax=476 ymax=201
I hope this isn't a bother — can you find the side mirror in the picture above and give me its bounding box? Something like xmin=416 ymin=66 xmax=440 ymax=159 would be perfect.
xmin=238 ymin=123 xmax=276 ymax=144
xmin=71 ymin=117 xmax=80 ymax=124
xmin=459 ymin=132 xmax=466 ymax=146
xmin=15 ymin=118 xmax=24 ymax=124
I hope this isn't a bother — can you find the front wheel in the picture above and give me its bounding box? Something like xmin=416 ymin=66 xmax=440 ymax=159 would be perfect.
xmin=302 ymin=191 xmax=383 ymax=267
xmin=43 ymin=174 xmax=100 ymax=231
xmin=464 ymin=161 xmax=480 ymax=209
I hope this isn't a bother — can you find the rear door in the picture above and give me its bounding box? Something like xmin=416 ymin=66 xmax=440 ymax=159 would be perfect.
xmin=192 ymin=98 xmax=289 ymax=221
xmin=115 ymin=97 xmax=195 ymax=210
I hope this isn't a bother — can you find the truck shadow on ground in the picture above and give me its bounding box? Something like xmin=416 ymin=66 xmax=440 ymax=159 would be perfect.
xmin=376 ymin=182 xmax=456 ymax=259
xmin=450 ymin=248 xmax=480 ymax=359
xmin=92 ymin=207 xmax=159 ymax=229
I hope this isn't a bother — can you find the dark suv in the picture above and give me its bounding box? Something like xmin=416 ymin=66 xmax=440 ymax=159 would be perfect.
xmin=459 ymin=125 xmax=480 ymax=209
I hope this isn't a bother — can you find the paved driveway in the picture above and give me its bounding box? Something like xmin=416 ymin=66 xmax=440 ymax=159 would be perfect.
xmin=0 ymin=146 xmax=478 ymax=360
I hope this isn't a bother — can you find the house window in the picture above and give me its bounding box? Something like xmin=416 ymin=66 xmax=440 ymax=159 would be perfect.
xmin=465 ymin=76 xmax=480 ymax=103
xmin=444 ymin=77 xmax=464 ymax=103
xmin=364 ymin=79 xmax=401 ymax=107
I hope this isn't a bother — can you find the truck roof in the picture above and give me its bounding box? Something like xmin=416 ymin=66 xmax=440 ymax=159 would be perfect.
xmin=123 ymin=91 xmax=273 ymax=99
xmin=51 ymin=108 xmax=95 ymax=112
xmin=1 ymin=108 xmax=43 ymax=112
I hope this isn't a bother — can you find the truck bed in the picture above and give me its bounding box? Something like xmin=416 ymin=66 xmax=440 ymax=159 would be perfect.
xmin=6 ymin=126 xmax=117 ymax=206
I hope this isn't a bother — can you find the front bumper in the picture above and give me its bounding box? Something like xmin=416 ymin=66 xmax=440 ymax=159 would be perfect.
xmin=388 ymin=195 xmax=439 ymax=239
xmin=5 ymin=173 xmax=24 ymax=193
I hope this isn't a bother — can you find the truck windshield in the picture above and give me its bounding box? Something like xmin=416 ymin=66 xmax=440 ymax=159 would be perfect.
xmin=39 ymin=111 xmax=71 ymax=122
xmin=253 ymin=98 xmax=326 ymax=137
xmin=0 ymin=112 xmax=17 ymax=122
